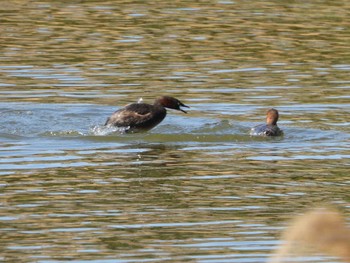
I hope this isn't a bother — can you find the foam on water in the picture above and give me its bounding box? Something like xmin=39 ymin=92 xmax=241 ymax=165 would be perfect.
xmin=89 ymin=125 xmax=130 ymax=136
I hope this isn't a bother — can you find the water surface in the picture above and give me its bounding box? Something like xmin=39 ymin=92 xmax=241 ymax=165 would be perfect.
xmin=0 ymin=1 xmax=349 ymax=262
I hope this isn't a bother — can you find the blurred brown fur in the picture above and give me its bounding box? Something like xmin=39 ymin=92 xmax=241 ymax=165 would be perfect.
xmin=269 ymin=208 xmax=350 ymax=263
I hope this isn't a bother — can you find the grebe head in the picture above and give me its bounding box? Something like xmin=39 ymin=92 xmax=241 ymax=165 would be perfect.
xmin=266 ymin=108 xmax=279 ymax=125
xmin=155 ymin=96 xmax=189 ymax=113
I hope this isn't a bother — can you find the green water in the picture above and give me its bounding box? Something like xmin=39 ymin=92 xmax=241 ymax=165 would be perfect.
xmin=0 ymin=1 xmax=349 ymax=262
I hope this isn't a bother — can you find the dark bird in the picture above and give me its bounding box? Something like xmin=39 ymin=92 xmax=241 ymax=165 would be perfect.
xmin=105 ymin=96 xmax=189 ymax=133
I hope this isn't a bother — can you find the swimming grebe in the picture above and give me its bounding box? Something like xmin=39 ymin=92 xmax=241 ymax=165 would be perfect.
xmin=250 ymin=108 xmax=283 ymax=136
xmin=105 ymin=96 xmax=189 ymax=132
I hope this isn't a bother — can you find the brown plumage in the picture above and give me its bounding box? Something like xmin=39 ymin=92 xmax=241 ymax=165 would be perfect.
xmin=105 ymin=96 xmax=189 ymax=132
xmin=250 ymin=108 xmax=282 ymax=136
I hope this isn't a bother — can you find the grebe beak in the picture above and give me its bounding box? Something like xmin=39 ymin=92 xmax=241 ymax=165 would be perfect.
xmin=179 ymin=103 xmax=189 ymax=113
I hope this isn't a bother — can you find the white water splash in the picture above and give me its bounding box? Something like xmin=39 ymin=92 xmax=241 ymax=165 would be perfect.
xmin=89 ymin=125 xmax=129 ymax=135
xmin=42 ymin=130 xmax=85 ymax=137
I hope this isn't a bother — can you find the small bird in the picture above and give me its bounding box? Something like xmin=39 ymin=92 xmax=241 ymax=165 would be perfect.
xmin=105 ymin=96 xmax=189 ymax=132
xmin=250 ymin=108 xmax=283 ymax=136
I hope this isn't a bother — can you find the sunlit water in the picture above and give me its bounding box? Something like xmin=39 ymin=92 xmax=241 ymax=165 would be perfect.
xmin=0 ymin=1 xmax=349 ymax=263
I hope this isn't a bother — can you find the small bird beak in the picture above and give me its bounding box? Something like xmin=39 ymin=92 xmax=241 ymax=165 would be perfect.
xmin=179 ymin=103 xmax=189 ymax=113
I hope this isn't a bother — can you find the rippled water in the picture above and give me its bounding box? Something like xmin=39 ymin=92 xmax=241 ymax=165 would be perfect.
xmin=0 ymin=1 xmax=349 ymax=263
